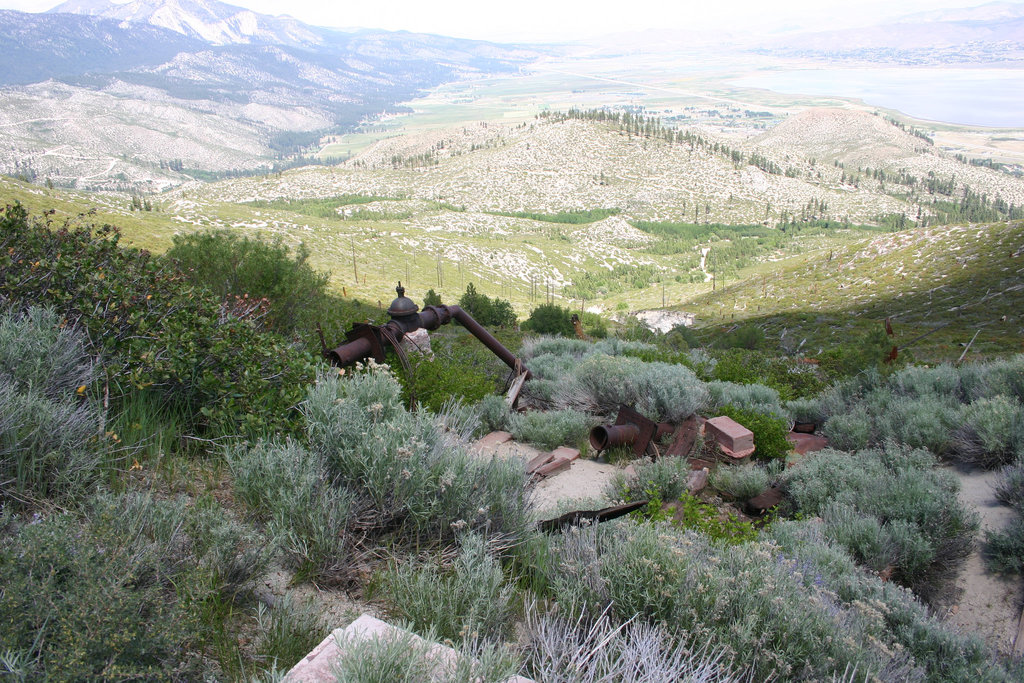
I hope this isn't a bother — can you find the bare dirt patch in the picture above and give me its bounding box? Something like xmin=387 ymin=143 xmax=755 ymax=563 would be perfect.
xmin=942 ymin=465 xmax=1023 ymax=656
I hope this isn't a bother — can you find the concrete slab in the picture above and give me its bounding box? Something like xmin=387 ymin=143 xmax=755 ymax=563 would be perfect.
xmin=525 ymin=451 xmax=554 ymax=474
xmin=531 ymin=459 xmax=621 ymax=514
xmin=549 ymin=446 xmax=581 ymax=462
xmin=534 ymin=455 xmax=572 ymax=478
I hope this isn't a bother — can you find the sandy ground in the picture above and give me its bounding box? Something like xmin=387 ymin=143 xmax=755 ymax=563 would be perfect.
xmin=471 ymin=432 xmax=623 ymax=515
xmin=531 ymin=459 xmax=621 ymax=514
xmin=943 ymin=465 xmax=1023 ymax=656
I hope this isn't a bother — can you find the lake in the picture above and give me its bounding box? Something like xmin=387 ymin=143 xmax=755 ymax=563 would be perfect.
xmin=730 ymin=67 xmax=1024 ymax=128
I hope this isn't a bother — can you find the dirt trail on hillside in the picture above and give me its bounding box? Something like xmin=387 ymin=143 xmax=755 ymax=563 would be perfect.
xmin=943 ymin=465 xmax=1023 ymax=656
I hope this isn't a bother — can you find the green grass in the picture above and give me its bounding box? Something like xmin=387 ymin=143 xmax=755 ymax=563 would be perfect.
xmin=486 ymin=208 xmax=620 ymax=224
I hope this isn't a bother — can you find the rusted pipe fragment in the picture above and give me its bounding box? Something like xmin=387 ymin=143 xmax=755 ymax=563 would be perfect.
xmin=537 ymin=500 xmax=649 ymax=533
xmin=449 ymin=305 xmax=531 ymax=379
xmin=589 ymin=423 xmax=640 ymax=451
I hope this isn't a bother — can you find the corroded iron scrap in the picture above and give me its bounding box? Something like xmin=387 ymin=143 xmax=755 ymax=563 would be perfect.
xmin=589 ymin=404 xmax=673 ymax=457
xmin=323 ymin=283 xmax=530 ymax=379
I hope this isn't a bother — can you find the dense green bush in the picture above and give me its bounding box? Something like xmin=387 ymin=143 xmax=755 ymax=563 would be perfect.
xmin=715 ymin=405 xmax=791 ymax=460
xmin=522 ymin=303 xmax=575 ymax=337
xmin=711 ymin=349 xmax=826 ymax=400
xmin=457 ymin=283 xmax=516 ymax=328
xmin=167 ymin=229 xmax=329 ymax=337
xmin=396 ymin=352 xmax=496 ymax=413
xmin=783 ymin=445 xmax=977 ymax=598
xmin=0 ymin=203 xmax=316 ymax=435
xmin=423 ymin=288 xmax=442 ymax=307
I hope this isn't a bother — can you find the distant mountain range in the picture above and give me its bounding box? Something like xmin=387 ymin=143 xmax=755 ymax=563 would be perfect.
xmin=48 ymin=0 xmax=322 ymax=46
xmin=0 ymin=0 xmax=541 ymax=189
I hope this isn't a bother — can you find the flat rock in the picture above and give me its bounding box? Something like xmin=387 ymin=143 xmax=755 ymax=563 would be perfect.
xmin=746 ymin=486 xmax=784 ymax=515
xmin=285 ymin=614 xmax=534 ymax=682
xmin=687 ymin=468 xmax=709 ymax=494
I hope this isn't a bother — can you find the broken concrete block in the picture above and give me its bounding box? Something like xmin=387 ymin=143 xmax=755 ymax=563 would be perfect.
xmin=525 ymin=451 xmax=554 ymax=474
xmin=706 ymin=416 xmax=754 ymax=453
xmin=534 ymin=455 xmax=571 ymax=478
xmin=549 ymin=446 xmax=580 ymax=462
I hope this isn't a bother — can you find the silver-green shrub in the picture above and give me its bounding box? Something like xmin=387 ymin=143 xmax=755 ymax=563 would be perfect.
xmin=782 ymin=445 xmax=977 ymax=597
xmin=524 ymin=352 xmax=580 ymax=380
xmin=330 ymin=625 xmax=520 ymax=683
xmin=889 ymin=363 xmax=962 ymax=399
xmin=509 ymin=409 xmax=594 ymax=450
xmin=543 ymin=520 xmax=918 ymax=680
xmin=706 ymin=380 xmax=784 ymax=416
xmin=952 ymin=396 xmax=1024 ymax=468
xmin=710 ymin=464 xmax=771 ymax=501
xmin=522 ymin=603 xmax=739 ymax=682
xmin=0 ymin=308 xmax=103 ymax=506
xmin=228 ymin=439 xmax=355 ymax=582
xmin=0 ymin=307 xmax=95 ymax=399
xmin=376 ymin=533 xmax=518 ymax=643
xmin=303 ymin=365 xmax=533 ymax=544
xmin=606 ymin=455 xmax=693 ymax=503
xmin=821 ymin=406 xmax=872 ymax=451
xmin=520 ymin=336 xmax=594 ymax=360
xmin=994 ymin=457 xmax=1024 ymax=511
xmin=474 ymin=394 xmax=512 ymax=434
xmin=785 ymin=396 xmax=829 ymax=425
xmin=555 ymin=354 xmax=708 ymax=422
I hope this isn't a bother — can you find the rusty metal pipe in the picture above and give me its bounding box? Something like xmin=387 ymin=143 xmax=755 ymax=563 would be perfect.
xmin=325 ymin=292 xmax=530 ymax=380
xmin=326 ymin=336 xmax=373 ymax=366
xmin=449 ymin=305 xmax=530 ymax=378
xmin=590 ymin=423 xmax=640 ymax=451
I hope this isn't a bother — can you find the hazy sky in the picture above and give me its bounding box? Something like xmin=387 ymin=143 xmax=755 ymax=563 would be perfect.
xmin=1 ymin=0 xmax=1017 ymax=41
